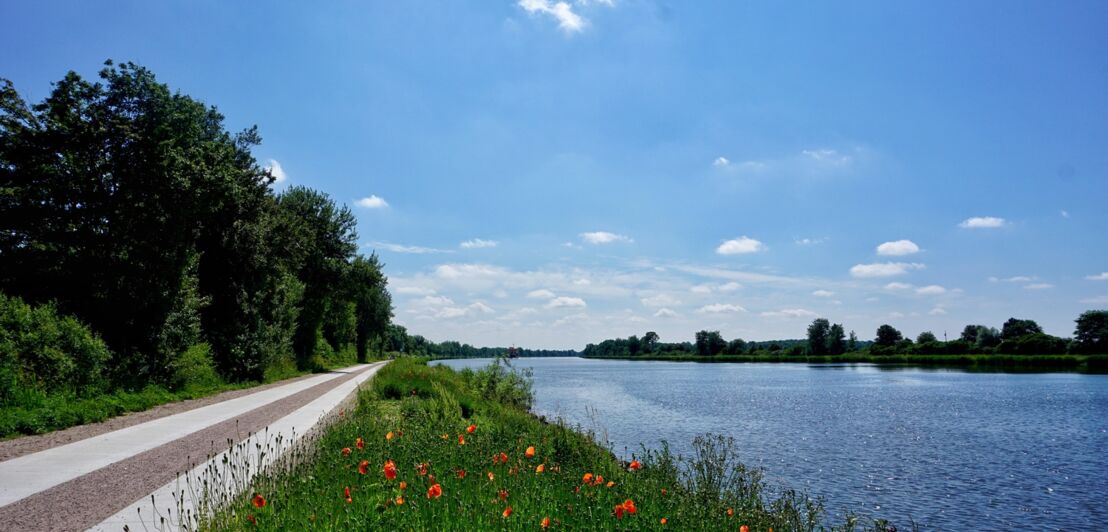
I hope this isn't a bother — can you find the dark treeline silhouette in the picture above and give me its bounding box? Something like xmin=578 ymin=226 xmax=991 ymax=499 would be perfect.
xmin=372 ymin=326 xmax=576 ymax=359
xmin=0 ymin=62 xmax=393 ymax=401
xmin=583 ymin=310 xmax=1108 ymax=359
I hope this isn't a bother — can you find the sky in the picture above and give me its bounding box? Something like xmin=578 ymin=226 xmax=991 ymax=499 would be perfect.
xmin=3 ymin=1 xmax=1107 ymax=349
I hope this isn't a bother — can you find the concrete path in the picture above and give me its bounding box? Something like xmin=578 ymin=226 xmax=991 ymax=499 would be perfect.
xmin=0 ymin=361 xmax=388 ymax=531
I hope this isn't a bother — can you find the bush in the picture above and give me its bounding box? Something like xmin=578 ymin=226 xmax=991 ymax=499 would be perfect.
xmin=169 ymin=343 xmax=224 ymax=392
xmin=997 ymin=333 xmax=1068 ymax=355
xmin=0 ymin=293 xmax=111 ymax=405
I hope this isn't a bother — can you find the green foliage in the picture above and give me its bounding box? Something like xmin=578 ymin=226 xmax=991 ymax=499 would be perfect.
xmin=1073 ymin=310 xmax=1108 ymax=353
xmin=695 ymin=330 xmax=726 ymax=357
xmin=458 ymin=356 xmax=535 ymax=411
xmin=169 ymin=343 xmax=225 ymax=392
xmin=916 ymin=331 xmax=938 ymax=344
xmin=1001 ymin=318 xmax=1043 ymax=340
xmin=874 ymin=324 xmax=903 ymax=347
xmin=996 ymin=333 xmax=1068 ymax=355
xmin=807 ymin=318 xmax=830 ymax=356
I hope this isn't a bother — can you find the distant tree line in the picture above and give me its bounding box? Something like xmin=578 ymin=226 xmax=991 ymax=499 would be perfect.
xmin=582 ymin=310 xmax=1108 ymax=358
xmin=0 ymin=62 xmax=393 ymax=396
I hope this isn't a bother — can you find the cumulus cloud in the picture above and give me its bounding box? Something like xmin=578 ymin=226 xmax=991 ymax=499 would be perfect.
xmin=915 ymin=285 xmax=947 ymax=295
xmin=713 ymin=156 xmax=730 ymax=168
xmin=801 ymin=148 xmax=853 ymax=166
xmin=761 ymin=309 xmax=818 ymax=318
xmin=1086 ymin=272 xmax=1108 ymax=281
xmin=690 ymin=284 xmax=713 ymax=294
xmin=460 ymin=238 xmax=497 ymax=249
xmin=959 ymin=216 xmax=1006 ymax=229
xmin=884 ymin=282 xmax=913 ymax=290
xmin=546 ymin=296 xmax=587 ymax=309
xmin=812 ymin=289 xmax=835 ymax=297
xmin=394 ymin=286 xmax=437 ymax=296
xmin=876 ymin=239 xmax=920 ymax=256
xmin=355 ymin=195 xmax=389 ymax=209
xmin=264 ymin=159 xmax=287 ymax=184
xmin=850 ymin=262 xmax=925 ymax=278
xmin=641 ymin=293 xmax=680 ymax=308
xmin=697 ymin=303 xmax=747 ymax=314
xmin=928 ymin=307 xmax=948 ymax=316
xmin=518 ymin=0 xmax=585 ymax=33
xmin=580 ymin=231 xmax=632 ymax=244
xmin=653 ymin=308 xmax=678 ymax=318
xmin=527 ymin=289 xmax=557 ymax=299
xmin=1024 ymin=283 xmax=1054 ymax=290
xmin=716 ymin=236 xmax=765 ymax=255
xmin=370 ymin=242 xmax=451 ymax=254
xmin=719 ymin=282 xmax=742 ymax=292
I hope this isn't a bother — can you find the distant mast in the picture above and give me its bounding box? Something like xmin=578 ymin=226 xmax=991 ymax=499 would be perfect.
xmin=507 ymin=345 xmax=520 ymax=359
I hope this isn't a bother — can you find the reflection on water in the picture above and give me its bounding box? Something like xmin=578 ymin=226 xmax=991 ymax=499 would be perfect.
xmin=438 ymin=358 xmax=1108 ymax=530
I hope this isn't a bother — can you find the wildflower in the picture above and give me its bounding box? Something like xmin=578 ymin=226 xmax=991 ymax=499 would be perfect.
xmin=613 ymin=504 xmax=625 ymax=519
xmin=661 ymin=488 xmax=667 ymax=496
xmin=740 ymin=526 xmax=750 ymax=532
xmin=344 ymin=486 xmax=352 ymax=504
xmin=458 ymin=434 xmax=466 ymax=445
xmin=427 ymin=483 xmax=443 ymax=499
xmin=622 ymin=499 xmax=637 ymax=514
xmin=536 ymin=463 xmax=545 ymax=474
xmin=594 ymin=475 xmax=604 ymax=486
xmin=247 ymin=515 xmax=256 ymax=525
xmin=498 ymin=489 xmax=509 ymax=501
xmin=252 ymin=494 xmax=266 ymax=508
xmin=498 ymin=451 xmax=509 ymax=463
xmin=386 ymin=431 xmax=395 ymax=441
xmin=629 ymin=459 xmax=642 ymax=471
xmin=456 ymin=469 xmax=467 ymax=479
xmin=359 ymin=460 xmax=370 ymax=475
xmin=582 ymin=473 xmax=594 ymax=484
xmin=417 ymin=463 xmax=429 ymax=476
xmin=606 ymin=481 xmax=615 ymax=488
xmin=502 ymin=506 xmax=513 ymax=518
xmin=356 ymin=437 xmax=364 ymax=450
xmin=467 ymin=424 xmax=477 ymax=434
xmin=525 ymin=446 xmax=536 ymax=458
xmin=727 ymin=508 xmax=734 ymax=517
xmin=383 ymin=460 xmax=397 ymax=479
xmin=396 ymin=496 xmax=405 ymax=505
xmin=541 ymin=516 xmax=551 ymax=529
xmin=441 ymin=433 xmax=449 ymax=440
xmin=399 ymin=481 xmax=408 ymax=490
xmin=487 ymin=471 xmax=495 ymax=481
xmin=660 ymin=517 xmax=668 ymax=525
xmin=342 ymin=447 xmax=351 ymax=456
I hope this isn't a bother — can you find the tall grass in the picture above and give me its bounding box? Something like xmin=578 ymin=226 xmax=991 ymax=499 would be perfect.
xmin=201 ymin=358 xmax=897 ymax=531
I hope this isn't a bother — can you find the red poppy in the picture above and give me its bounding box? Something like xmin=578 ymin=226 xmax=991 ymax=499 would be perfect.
xmin=623 ymin=499 xmax=637 ymax=514
xmin=399 ymin=481 xmax=408 ymax=490
xmin=383 ymin=460 xmax=397 ymax=480
xmin=342 ymin=447 xmax=351 ymax=456
xmin=661 ymin=488 xmax=668 ymax=496
xmin=498 ymin=489 xmax=508 ymax=501
xmin=456 ymin=469 xmax=467 ymax=479
xmin=613 ymin=504 xmax=625 ymax=519
xmin=247 ymin=514 xmax=256 ymax=525
xmin=252 ymin=494 xmax=266 ymax=508
xmin=344 ymin=486 xmax=352 ymax=504
xmin=458 ymin=434 xmax=465 ymax=445
xmin=740 ymin=526 xmax=750 ymax=532
xmin=660 ymin=517 xmax=668 ymax=525
xmin=535 ymin=463 xmax=545 ymax=473
xmin=727 ymin=508 xmax=735 ymax=517
xmin=417 ymin=462 xmax=429 ymax=476
xmin=487 ymin=471 xmax=495 ymax=481
xmin=629 ymin=459 xmax=642 ymax=471
xmin=466 ymin=424 xmax=477 ymax=434
xmin=502 ymin=506 xmax=513 ymax=518
xmin=497 ymin=452 xmax=509 ymax=464
xmin=582 ymin=473 xmax=594 ymax=484
xmin=355 ymin=437 xmax=364 ymax=450
xmin=541 ymin=516 xmax=551 ymax=529
xmin=426 ymin=483 xmax=443 ymax=499
xmin=395 ymin=495 xmax=405 ymax=505
xmin=358 ymin=460 xmax=369 ymax=475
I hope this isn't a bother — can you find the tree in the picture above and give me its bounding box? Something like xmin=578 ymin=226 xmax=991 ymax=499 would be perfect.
xmin=348 ymin=254 xmax=392 ymax=362
xmin=1001 ymin=318 xmax=1043 ymax=340
xmin=642 ymin=331 xmax=660 ymax=353
xmin=1074 ymin=310 xmax=1108 ymax=353
xmin=959 ymin=325 xmax=982 ymax=344
xmin=806 ymin=318 xmax=830 ymax=356
xmin=847 ymin=330 xmax=858 ymax=352
xmin=917 ymin=331 xmax=938 ymax=344
xmin=725 ymin=338 xmax=747 ymax=355
xmin=828 ymin=324 xmax=846 ymax=355
xmin=874 ymin=324 xmax=903 ymax=347
xmin=976 ymin=326 xmax=1001 ymax=348
xmin=694 ymin=330 xmax=726 ymax=357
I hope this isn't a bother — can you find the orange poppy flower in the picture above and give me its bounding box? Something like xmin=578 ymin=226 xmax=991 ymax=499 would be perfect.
xmin=594 ymin=475 xmax=604 ymax=486
xmin=417 ymin=463 xmax=429 ymax=476
xmin=502 ymin=506 xmax=513 ymax=518
xmin=726 ymin=508 xmax=734 ymax=517
xmin=498 ymin=452 xmax=509 ymax=463
xmin=382 ymin=460 xmax=397 ymax=479
xmin=252 ymin=494 xmax=266 ymax=508
xmin=535 ymin=464 xmax=545 ymax=473
xmin=342 ymin=447 xmax=351 ymax=456
xmin=498 ymin=489 xmax=509 ymax=501
xmin=247 ymin=514 xmax=256 ymax=525
xmin=525 ymin=446 xmax=536 ymax=458
xmin=399 ymin=481 xmax=408 ymax=490
xmin=622 ymin=499 xmax=637 ymax=514
xmin=456 ymin=469 xmax=467 ymax=479
xmin=613 ymin=504 xmax=625 ymax=519
xmin=541 ymin=516 xmax=551 ymax=529
xmin=487 ymin=471 xmax=495 ymax=481
xmin=466 ymin=424 xmax=477 ymax=434
xmin=458 ymin=434 xmax=465 ymax=445
xmin=740 ymin=526 xmax=749 ymax=532
xmin=629 ymin=459 xmax=642 ymax=471
xmin=441 ymin=433 xmax=449 ymax=440
xmin=660 ymin=517 xmax=668 ymax=525
xmin=386 ymin=431 xmax=394 ymax=441
xmin=396 ymin=495 xmax=405 ymax=505
xmin=606 ymin=480 xmax=615 ymax=488
xmin=426 ymin=483 xmax=443 ymax=499
xmin=582 ymin=473 xmax=594 ymax=484
xmin=359 ymin=460 xmax=370 ymax=475
xmin=355 ymin=437 xmax=364 ymax=450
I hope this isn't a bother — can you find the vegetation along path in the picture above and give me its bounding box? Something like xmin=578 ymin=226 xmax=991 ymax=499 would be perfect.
xmin=0 ymin=361 xmax=388 ymax=532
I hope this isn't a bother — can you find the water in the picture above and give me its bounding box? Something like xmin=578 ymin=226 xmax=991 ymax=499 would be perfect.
xmin=437 ymin=357 xmax=1108 ymax=530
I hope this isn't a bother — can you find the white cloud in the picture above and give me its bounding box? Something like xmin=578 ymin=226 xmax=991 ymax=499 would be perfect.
xmin=990 ymin=275 xmax=1034 ymax=283
xmin=264 ymin=159 xmax=287 ymax=184
xmin=641 ymin=293 xmax=680 ymax=308
xmin=1086 ymin=272 xmax=1108 ymax=281
xmin=876 ymin=239 xmax=920 ymax=256
xmin=928 ymin=307 xmax=948 ymax=316
xmin=355 ymin=195 xmax=389 ymax=209
xmin=716 ymin=236 xmax=766 ymax=255
xmin=884 ymin=282 xmax=913 ymax=290
xmin=527 ymin=289 xmax=557 ymax=299
xmin=653 ymin=308 xmax=678 ymax=318
xmin=812 ymin=289 xmax=835 ymax=297
xmin=460 ymin=238 xmax=498 ymax=249
xmin=761 ymin=308 xmax=818 ymax=318
xmin=394 ymin=285 xmax=436 ymax=296
xmin=850 ymin=262 xmax=925 ymax=278
xmin=915 ymin=285 xmax=947 ymax=295
xmin=697 ymin=303 xmax=747 ymax=314
xmin=416 ymin=295 xmax=455 ymax=306
xmin=546 ymin=296 xmax=587 ymax=309
xmin=719 ymin=282 xmax=742 ymax=292
xmin=690 ymin=284 xmax=713 ymax=294
xmin=580 ymin=231 xmax=632 ymax=244
xmin=959 ymin=216 xmax=1006 ymax=229
xmin=518 ymin=0 xmax=586 ymax=33
xmin=713 ymin=156 xmax=730 ymax=168
xmin=801 ymin=148 xmax=853 ymax=166
xmin=468 ymin=301 xmax=495 ymax=314
xmin=795 ymin=237 xmax=828 ymax=246
xmin=1081 ymin=295 xmax=1108 ymax=304
xmin=370 ymin=242 xmax=451 ymax=254
xmin=1024 ymin=283 xmax=1054 ymax=290
xmin=889 ymin=311 xmax=905 ymax=318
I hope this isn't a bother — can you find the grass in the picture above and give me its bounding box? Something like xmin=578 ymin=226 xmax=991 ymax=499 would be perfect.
xmin=203 ymin=357 xmax=896 ymax=531
xmin=582 ymin=353 xmax=1105 ymax=372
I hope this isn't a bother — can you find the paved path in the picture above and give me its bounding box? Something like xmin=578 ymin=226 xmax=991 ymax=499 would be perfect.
xmin=0 ymin=361 xmax=387 ymax=531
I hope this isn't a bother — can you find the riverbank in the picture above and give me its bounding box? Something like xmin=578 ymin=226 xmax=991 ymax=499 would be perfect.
xmin=205 ymin=357 xmax=895 ymax=530
xmin=581 ymin=353 xmax=1108 ymax=372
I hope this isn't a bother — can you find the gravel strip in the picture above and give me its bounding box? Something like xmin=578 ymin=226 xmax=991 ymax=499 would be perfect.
xmin=0 ymin=366 xmax=369 ymax=532
xmin=0 ymin=373 xmax=319 ymax=463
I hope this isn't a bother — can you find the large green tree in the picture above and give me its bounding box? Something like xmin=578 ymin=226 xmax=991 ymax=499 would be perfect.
xmin=827 ymin=323 xmax=847 ymax=355
xmin=1001 ymin=318 xmax=1043 ymax=340
xmin=874 ymin=324 xmax=903 ymax=347
xmin=348 ymin=254 xmax=392 ymax=362
xmin=1073 ymin=310 xmax=1108 ymax=353
xmin=806 ymin=318 xmax=830 ymax=356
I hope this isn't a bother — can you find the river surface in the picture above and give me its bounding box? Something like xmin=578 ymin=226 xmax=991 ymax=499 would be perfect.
xmin=437 ymin=357 xmax=1108 ymax=530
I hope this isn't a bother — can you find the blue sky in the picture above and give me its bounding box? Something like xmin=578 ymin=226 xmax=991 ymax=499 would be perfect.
xmin=3 ymin=1 xmax=1107 ymax=348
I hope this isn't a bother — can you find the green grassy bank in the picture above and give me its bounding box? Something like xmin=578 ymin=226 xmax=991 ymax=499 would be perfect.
xmin=581 ymin=353 xmax=1108 ymax=373
xmin=206 ymin=358 xmax=895 ymax=531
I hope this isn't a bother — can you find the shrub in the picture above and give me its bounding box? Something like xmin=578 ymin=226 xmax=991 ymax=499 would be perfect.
xmin=169 ymin=343 xmax=224 ymax=392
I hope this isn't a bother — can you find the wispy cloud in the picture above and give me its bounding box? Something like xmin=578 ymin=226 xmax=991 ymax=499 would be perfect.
xmin=355 ymin=195 xmax=389 ymax=209
xmin=850 ymin=262 xmax=925 ymax=278
xmin=989 ymin=275 xmax=1034 ymax=283
xmin=761 ymin=308 xmax=818 ymax=318
xmin=1086 ymin=272 xmax=1108 ymax=281
xmin=545 ymin=296 xmax=587 ymax=309
xmin=812 ymin=289 xmax=835 ymax=297
xmin=527 ymin=289 xmax=557 ymax=299
xmin=369 ymin=241 xmax=451 ymax=254
xmin=876 ymin=239 xmax=920 ymax=256
xmin=713 ymin=156 xmax=730 ymax=168
xmin=653 ymin=308 xmax=678 ymax=318
xmin=518 ymin=0 xmax=586 ymax=33
xmin=959 ymin=216 xmax=1006 ymax=229
xmin=915 ymin=285 xmax=946 ymax=295
xmin=460 ymin=238 xmax=498 ymax=249
xmin=1080 ymin=295 xmax=1108 ymax=305
xmin=697 ymin=303 xmax=747 ymax=314
xmin=1024 ymin=283 xmax=1054 ymax=290
xmin=580 ymin=231 xmax=633 ymax=245
xmin=264 ymin=159 xmax=287 ymax=184
xmin=716 ymin=236 xmax=765 ymax=255
xmin=795 ymin=237 xmax=828 ymax=246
